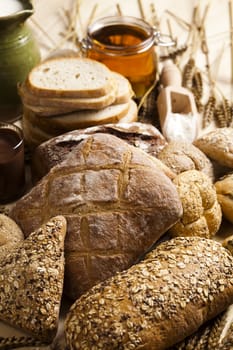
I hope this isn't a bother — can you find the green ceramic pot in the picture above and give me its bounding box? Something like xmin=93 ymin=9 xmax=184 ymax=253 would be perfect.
xmin=0 ymin=0 xmax=41 ymax=122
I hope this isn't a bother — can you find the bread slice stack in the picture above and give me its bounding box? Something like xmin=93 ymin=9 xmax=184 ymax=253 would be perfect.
xmin=19 ymin=57 xmax=138 ymax=148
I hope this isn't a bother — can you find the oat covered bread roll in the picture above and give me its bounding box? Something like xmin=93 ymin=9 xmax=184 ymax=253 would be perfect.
xmin=31 ymin=122 xmax=168 ymax=182
xmin=169 ymin=170 xmax=222 ymax=238
xmin=10 ymin=133 xmax=182 ymax=300
xmin=157 ymin=140 xmax=215 ymax=181
xmin=193 ymin=128 xmax=233 ymax=168
xmin=215 ymin=174 xmax=233 ymax=224
xmin=0 ymin=216 xmax=66 ymax=342
xmin=0 ymin=214 xmax=24 ymax=261
xmin=65 ymin=237 xmax=233 ymax=350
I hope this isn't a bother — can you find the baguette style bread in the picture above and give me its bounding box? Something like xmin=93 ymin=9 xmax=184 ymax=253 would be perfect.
xmin=26 ymin=57 xmax=115 ymax=98
xmin=10 ymin=133 xmax=182 ymax=300
xmin=65 ymin=236 xmax=233 ymax=350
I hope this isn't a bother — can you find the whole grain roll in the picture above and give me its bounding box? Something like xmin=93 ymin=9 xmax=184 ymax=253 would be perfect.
xmin=65 ymin=236 xmax=233 ymax=350
xmin=0 ymin=214 xmax=24 ymax=262
xmin=169 ymin=170 xmax=222 ymax=238
xmin=194 ymin=128 xmax=233 ymax=169
xmin=157 ymin=140 xmax=214 ymax=181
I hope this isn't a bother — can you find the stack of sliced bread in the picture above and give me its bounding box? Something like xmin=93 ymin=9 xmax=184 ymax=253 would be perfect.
xmin=19 ymin=57 xmax=138 ymax=148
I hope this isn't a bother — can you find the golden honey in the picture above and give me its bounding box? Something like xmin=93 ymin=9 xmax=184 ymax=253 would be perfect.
xmin=82 ymin=16 xmax=158 ymax=99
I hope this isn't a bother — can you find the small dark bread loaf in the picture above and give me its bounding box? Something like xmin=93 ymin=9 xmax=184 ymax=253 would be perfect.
xmin=31 ymin=122 xmax=168 ymax=182
xmin=65 ymin=237 xmax=233 ymax=350
xmin=157 ymin=140 xmax=215 ymax=181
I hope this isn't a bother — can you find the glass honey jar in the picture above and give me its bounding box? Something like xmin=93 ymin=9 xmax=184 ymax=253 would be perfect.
xmin=82 ymin=16 xmax=175 ymax=99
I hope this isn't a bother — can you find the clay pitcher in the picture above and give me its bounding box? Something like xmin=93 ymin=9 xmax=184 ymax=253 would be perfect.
xmin=0 ymin=0 xmax=41 ymax=122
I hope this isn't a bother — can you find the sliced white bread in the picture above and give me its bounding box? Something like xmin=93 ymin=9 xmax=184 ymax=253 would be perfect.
xmin=19 ymin=72 xmax=133 ymax=116
xmin=26 ymin=57 xmax=115 ymax=98
xmin=23 ymin=100 xmax=138 ymax=148
xmin=111 ymin=72 xmax=135 ymax=104
xmin=23 ymin=101 xmax=130 ymax=133
xmin=117 ymin=99 xmax=138 ymax=123
xmin=19 ymin=79 xmax=117 ymax=112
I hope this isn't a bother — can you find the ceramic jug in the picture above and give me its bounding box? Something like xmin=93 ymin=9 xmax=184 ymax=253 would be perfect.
xmin=0 ymin=0 xmax=41 ymax=122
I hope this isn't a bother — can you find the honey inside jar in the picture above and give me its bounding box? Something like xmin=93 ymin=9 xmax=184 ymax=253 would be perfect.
xmin=84 ymin=16 xmax=158 ymax=98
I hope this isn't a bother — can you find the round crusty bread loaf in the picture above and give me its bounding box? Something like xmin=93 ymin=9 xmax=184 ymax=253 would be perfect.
xmin=31 ymin=122 xmax=168 ymax=182
xmin=10 ymin=133 xmax=182 ymax=300
xmin=193 ymin=128 xmax=233 ymax=169
xmin=65 ymin=236 xmax=233 ymax=350
xmin=26 ymin=57 xmax=115 ymax=98
xmin=169 ymin=169 xmax=222 ymax=238
xmin=157 ymin=140 xmax=215 ymax=181
xmin=0 ymin=214 xmax=24 ymax=262
xmin=215 ymin=173 xmax=233 ymax=224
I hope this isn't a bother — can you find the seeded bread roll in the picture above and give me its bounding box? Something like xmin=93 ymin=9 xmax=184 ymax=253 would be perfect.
xmin=169 ymin=170 xmax=222 ymax=238
xmin=194 ymin=128 xmax=233 ymax=169
xmin=0 ymin=216 xmax=66 ymax=342
xmin=10 ymin=133 xmax=182 ymax=300
xmin=157 ymin=140 xmax=215 ymax=181
xmin=65 ymin=236 xmax=233 ymax=350
xmin=0 ymin=214 xmax=24 ymax=261
xmin=215 ymin=174 xmax=233 ymax=224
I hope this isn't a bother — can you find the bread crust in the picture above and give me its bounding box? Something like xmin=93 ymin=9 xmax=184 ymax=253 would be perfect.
xmin=65 ymin=236 xmax=233 ymax=350
xmin=30 ymin=121 xmax=170 ymax=183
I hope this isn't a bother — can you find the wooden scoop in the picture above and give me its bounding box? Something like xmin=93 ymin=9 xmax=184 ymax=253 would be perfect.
xmin=157 ymin=60 xmax=199 ymax=142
